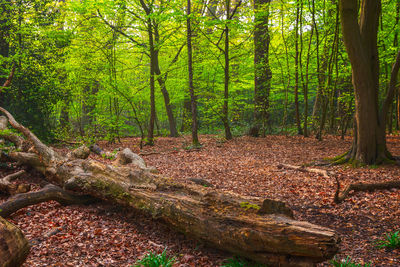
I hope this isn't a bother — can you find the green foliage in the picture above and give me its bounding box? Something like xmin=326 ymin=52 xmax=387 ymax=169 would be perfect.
xmin=330 ymin=257 xmax=371 ymax=267
xmin=133 ymin=249 xmax=175 ymax=267
xmin=221 ymin=257 xmax=267 ymax=267
xmin=376 ymin=231 xmax=400 ymax=249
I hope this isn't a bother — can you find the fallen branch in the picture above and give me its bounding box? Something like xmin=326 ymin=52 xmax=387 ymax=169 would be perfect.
xmin=0 ymin=184 xmax=96 ymax=218
xmin=334 ymin=177 xmax=400 ymax=203
xmin=277 ymin=163 xmax=331 ymax=178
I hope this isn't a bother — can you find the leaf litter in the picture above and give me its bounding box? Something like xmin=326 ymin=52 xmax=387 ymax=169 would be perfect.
xmin=2 ymin=134 xmax=400 ymax=266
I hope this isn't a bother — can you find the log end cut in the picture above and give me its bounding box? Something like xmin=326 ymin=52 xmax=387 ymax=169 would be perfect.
xmin=0 ymin=216 xmax=30 ymax=267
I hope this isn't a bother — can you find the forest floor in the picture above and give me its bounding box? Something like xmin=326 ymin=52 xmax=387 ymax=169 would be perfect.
xmin=2 ymin=134 xmax=400 ymax=266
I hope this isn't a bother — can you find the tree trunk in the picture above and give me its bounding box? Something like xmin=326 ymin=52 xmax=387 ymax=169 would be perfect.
xmin=153 ymin=25 xmax=179 ymax=138
xmin=294 ymin=0 xmax=303 ymax=135
xmin=0 ymin=216 xmax=30 ymax=267
xmin=252 ymin=0 xmax=272 ymax=137
xmin=223 ymin=0 xmax=233 ymax=140
xmin=146 ymin=17 xmax=156 ymax=146
xmin=187 ymin=0 xmax=200 ymax=146
xmin=338 ymin=0 xmax=397 ymax=165
xmin=0 ymin=108 xmax=340 ymax=267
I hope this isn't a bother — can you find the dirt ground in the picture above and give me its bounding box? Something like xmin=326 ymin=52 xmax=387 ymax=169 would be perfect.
xmin=2 ymin=134 xmax=400 ymax=266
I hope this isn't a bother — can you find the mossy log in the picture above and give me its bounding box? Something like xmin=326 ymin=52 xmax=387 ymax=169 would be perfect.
xmin=0 ymin=216 xmax=30 ymax=267
xmin=0 ymin=107 xmax=340 ymax=267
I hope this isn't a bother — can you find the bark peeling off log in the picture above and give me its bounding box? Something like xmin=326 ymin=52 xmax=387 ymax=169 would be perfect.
xmin=0 ymin=216 xmax=30 ymax=267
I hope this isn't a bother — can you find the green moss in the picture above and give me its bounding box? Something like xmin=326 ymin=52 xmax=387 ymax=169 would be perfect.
xmin=240 ymin=202 xmax=260 ymax=211
xmin=90 ymin=179 xmax=134 ymax=204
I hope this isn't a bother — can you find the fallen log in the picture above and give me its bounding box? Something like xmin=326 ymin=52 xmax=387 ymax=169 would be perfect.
xmin=0 ymin=107 xmax=340 ymax=267
xmin=0 ymin=216 xmax=30 ymax=267
xmin=0 ymin=184 xmax=96 ymax=218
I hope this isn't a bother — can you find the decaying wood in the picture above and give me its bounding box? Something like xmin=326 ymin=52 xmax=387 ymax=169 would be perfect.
xmin=334 ymin=176 xmax=400 ymax=203
xmin=277 ymin=163 xmax=331 ymax=178
xmin=0 ymin=170 xmax=30 ymax=195
xmin=0 ymin=108 xmax=340 ymax=267
xmin=0 ymin=216 xmax=30 ymax=267
xmin=0 ymin=184 xmax=96 ymax=218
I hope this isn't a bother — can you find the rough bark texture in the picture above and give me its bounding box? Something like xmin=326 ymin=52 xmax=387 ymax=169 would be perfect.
xmin=0 ymin=108 xmax=340 ymax=266
xmin=339 ymin=0 xmax=398 ymax=165
xmin=251 ymin=0 xmax=272 ymax=137
xmin=0 ymin=216 xmax=30 ymax=267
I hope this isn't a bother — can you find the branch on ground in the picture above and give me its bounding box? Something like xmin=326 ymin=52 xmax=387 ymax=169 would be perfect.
xmin=0 ymin=184 xmax=96 ymax=218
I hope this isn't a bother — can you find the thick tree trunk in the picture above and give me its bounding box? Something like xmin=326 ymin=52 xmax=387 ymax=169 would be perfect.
xmin=338 ymin=0 xmax=398 ymax=165
xmin=0 ymin=108 xmax=340 ymax=266
xmin=0 ymin=216 xmax=30 ymax=267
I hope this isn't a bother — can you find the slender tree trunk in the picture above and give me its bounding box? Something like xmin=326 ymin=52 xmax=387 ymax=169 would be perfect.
xmin=252 ymin=0 xmax=272 ymax=138
xmin=223 ymin=0 xmax=233 ymax=140
xmin=153 ymin=25 xmax=179 ymax=137
xmin=294 ymin=0 xmax=303 ymax=135
xmin=147 ymin=18 xmax=156 ymax=146
xmin=0 ymin=0 xmax=11 ymax=87
xmin=187 ymin=0 xmax=200 ymax=146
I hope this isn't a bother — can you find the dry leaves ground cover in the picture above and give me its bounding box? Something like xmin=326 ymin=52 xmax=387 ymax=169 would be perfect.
xmin=2 ymin=134 xmax=400 ymax=266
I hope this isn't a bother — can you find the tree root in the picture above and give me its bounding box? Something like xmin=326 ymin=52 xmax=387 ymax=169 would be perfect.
xmin=0 ymin=184 xmax=97 ymax=218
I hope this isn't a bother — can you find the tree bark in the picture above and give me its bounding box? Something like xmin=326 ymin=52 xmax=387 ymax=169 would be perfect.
xmin=0 ymin=107 xmax=340 ymax=267
xmin=252 ymin=0 xmax=272 ymax=137
xmin=338 ymin=0 xmax=398 ymax=165
xmin=187 ymin=0 xmax=200 ymax=146
xmin=0 ymin=216 xmax=30 ymax=267
xmin=223 ymin=0 xmax=233 ymax=140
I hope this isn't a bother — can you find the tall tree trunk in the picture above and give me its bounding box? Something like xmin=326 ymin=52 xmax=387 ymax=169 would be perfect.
xmin=0 ymin=0 xmax=11 ymax=87
xmin=146 ymin=18 xmax=156 ymax=146
xmin=187 ymin=0 xmax=200 ymax=146
xmin=223 ymin=0 xmax=233 ymax=140
xmin=294 ymin=0 xmax=303 ymax=135
xmin=338 ymin=0 xmax=400 ymax=165
xmin=251 ymin=0 xmax=272 ymax=137
xmin=153 ymin=25 xmax=179 ymax=137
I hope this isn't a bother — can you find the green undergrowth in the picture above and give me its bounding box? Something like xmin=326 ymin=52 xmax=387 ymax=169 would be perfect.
xmin=376 ymin=231 xmax=400 ymax=249
xmin=330 ymin=256 xmax=371 ymax=267
xmin=133 ymin=249 xmax=175 ymax=267
xmin=220 ymin=257 xmax=267 ymax=267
